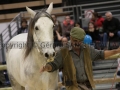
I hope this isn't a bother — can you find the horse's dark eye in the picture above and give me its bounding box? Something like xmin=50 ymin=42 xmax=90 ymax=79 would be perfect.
xmin=35 ymin=26 xmax=39 ymax=30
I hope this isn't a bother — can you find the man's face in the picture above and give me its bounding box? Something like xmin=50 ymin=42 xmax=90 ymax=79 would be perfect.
xmin=70 ymin=36 xmax=82 ymax=49
xmin=22 ymin=22 xmax=27 ymax=28
xmin=65 ymin=16 xmax=70 ymax=23
xmin=105 ymin=13 xmax=112 ymax=21
xmin=62 ymin=37 xmax=68 ymax=46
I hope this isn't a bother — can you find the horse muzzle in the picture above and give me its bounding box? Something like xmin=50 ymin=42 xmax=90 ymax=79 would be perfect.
xmin=45 ymin=52 xmax=55 ymax=58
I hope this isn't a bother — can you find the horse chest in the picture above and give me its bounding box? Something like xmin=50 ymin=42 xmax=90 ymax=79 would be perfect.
xmin=22 ymin=56 xmax=45 ymax=80
xmin=23 ymin=63 xmax=40 ymax=79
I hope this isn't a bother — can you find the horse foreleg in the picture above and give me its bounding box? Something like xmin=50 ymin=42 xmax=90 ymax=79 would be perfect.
xmin=8 ymin=74 xmax=25 ymax=90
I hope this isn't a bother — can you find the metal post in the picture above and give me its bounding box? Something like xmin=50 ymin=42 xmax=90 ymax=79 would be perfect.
xmin=16 ymin=17 xmax=19 ymax=32
xmin=44 ymin=0 xmax=46 ymax=8
xmin=79 ymin=6 xmax=83 ymax=27
xmin=0 ymin=34 xmax=6 ymax=64
xmin=76 ymin=6 xmax=79 ymax=22
xmin=14 ymin=17 xmax=19 ymax=36
xmin=8 ymin=25 xmax=12 ymax=39
xmin=20 ymin=12 xmax=24 ymax=18
xmin=72 ymin=7 xmax=75 ymax=21
xmin=80 ymin=6 xmax=83 ymax=19
xmin=19 ymin=13 xmax=22 ymax=25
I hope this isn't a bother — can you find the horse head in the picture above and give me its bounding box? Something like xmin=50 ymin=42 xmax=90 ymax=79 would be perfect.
xmin=25 ymin=2 xmax=55 ymax=59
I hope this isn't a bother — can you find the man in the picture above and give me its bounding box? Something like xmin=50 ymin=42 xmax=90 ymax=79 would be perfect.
xmin=17 ymin=18 xmax=28 ymax=34
xmin=62 ymin=16 xmax=74 ymax=40
xmin=103 ymin=11 xmax=120 ymax=41
xmin=40 ymin=27 xmax=120 ymax=90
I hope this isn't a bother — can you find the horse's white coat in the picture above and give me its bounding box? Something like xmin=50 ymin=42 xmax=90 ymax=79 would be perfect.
xmin=6 ymin=2 xmax=58 ymax=90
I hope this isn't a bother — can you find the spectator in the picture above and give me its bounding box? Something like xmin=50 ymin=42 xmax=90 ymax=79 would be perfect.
xmin=52 ymin=14 xmax=62 ymax=48
xmin=91 ymin=12 xmax=104 ymax=32
xmin=103 ymin=11 xmax=120 ymax=41
xmin=86 ymin=22 xmax=100 ymax=42
xmin=91 ymin=12 xmax=107 ymax=49
xmin=62 ymin=16 xmax=74 ymax=40
xmin=86 ymin=22 xmax=103 ymax=49
xmin=52 ymin=14 xmax=62 ymax=36
xmin=17 ymin=18 xmax=28 ymax=34
xmin=55 ymin=30 xmax=68 ymax=52
xmin=74 ymin=22 xmax=81 ymax=28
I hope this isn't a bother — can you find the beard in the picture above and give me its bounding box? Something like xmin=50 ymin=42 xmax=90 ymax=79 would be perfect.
xmin=73 ymin=43 xmax=81 ymax=48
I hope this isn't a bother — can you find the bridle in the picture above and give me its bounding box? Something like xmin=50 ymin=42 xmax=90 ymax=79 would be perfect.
xmin=33 ymin=11 xmax=54 ymax=55
xmin=34 ymin=10 xmax=54 ymax=23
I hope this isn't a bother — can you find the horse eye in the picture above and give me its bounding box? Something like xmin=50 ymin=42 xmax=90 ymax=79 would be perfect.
xmin=35 ymin=26 xmax=39 ymax=30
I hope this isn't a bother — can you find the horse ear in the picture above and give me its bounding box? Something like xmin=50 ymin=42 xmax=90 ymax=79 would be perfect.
xmin=46 ymin=2 xmax=53 ymax=14
xmin=26 ymin=6 xmax=36 ymax=18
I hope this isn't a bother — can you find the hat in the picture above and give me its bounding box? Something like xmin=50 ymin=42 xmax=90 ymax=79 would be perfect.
xmin=70 ymin=27 xmax=86 ymax=41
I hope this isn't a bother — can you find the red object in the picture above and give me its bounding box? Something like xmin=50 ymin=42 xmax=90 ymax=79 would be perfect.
xmin=94 ymin=17 xmax=104 ymax=28
xmin=63 ymin=20 xmax=74 ymax=26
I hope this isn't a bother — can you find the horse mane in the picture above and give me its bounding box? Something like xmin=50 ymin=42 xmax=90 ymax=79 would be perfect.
xmin=24 ymin=18 xmax=34 ymax=58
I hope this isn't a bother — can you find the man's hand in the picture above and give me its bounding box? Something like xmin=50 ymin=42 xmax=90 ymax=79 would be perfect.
xmin=40 ymin=64 xmax=52 ymax=73
xmin=109 ymin=32 xmax=114 ymax=37
xmin=40 ymin=66 xmax=46 ymax=73
xmin=117 ymin=47 xmax=120 ymax=52
xmin=104 ymin=47 xmax=120 ymax=59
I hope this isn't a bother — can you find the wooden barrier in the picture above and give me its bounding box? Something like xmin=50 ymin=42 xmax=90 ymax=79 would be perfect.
xmin=0 ymin=0 xmax=62 ymax=22
xmin=0 ymin=8 xmax=64 ymax=22
xmin=0 ymin=87 xmax=12 ymax=90
xmin=0 ymin=65 xmax=7 ymax=71
xmin=0 ymin=1 xmax=44 ymax=10
xmin=0 ymin=0 xmax=62 ymax=10
xmin=94 ymin=78 xmax=120 ymax=84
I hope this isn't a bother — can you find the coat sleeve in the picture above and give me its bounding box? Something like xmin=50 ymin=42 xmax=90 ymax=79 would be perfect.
xmin=47 ymin=50 xmax=63 ymax=72
xmin=89 ymin=46 xmax=105 ymax=61
xmin=103 ymin=20 xmax=109 ymax=34
xmin=113 ymin=18 xmax=120 ymax=34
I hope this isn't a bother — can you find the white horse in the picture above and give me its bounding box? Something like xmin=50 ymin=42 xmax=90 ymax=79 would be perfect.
xmin=6 ymin=2 xmax=58 ymax=90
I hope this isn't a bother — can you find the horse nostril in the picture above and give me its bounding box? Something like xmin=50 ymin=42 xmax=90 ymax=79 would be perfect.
xmin=45 ymin=53 xmax=49 ymax=58
xmin=53 ymin=52 xmax=55 ymax=57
